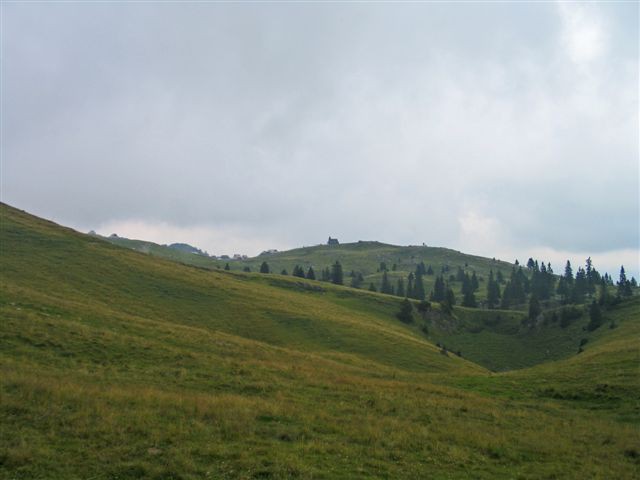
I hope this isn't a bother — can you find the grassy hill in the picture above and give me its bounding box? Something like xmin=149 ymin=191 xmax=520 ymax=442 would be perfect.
xmin=1 ymin=203 xmax=638 ymax=479
xmin=103 ymin=235 xmax=518 ymax=302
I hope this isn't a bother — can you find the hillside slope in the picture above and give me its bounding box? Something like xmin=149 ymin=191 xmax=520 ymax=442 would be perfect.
xmin=1 ymin=204 xmax=638 ymax=479
xmin=103 ymin=235 xmax=517 ymax=301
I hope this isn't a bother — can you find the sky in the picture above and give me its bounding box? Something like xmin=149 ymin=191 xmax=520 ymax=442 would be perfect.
xmin=2 ymin=1 xmax=638 ymax=278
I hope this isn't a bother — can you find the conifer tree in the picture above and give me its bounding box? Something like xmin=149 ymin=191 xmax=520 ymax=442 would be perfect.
xmin=617 ymin=265 xmax=632 ymax=297
xmin=396 ymin=278 xmax=405 ymax=297
xmin=471 ymin=271 xmax=479 ymax=292
xmin=587 ymin=300 xmax=603 ymax=331
xmin=407 ymin=272 xmax=415 ymax=299
xmin=486 ymin=270 xmax=501 ymax=309
xmin=381 ymin=271 xmax=392 ymax=294
xmin=306 ymin=266 xmax=316 ymax=280
xmin=331 ymin=261 xmax=344 ymax=285
xmin=281 ymin=269 xmax=288 ymax=275
xmin=413 ymin=271 xmax=426 ymax=300
xmin=259 ymin=261 xmax=270 ymax=274
xmin=368 ymin=282 xmax=377 ymax=292
xmin=528 ymin=294 xmax=541 ymax=320
xmin=443 ymin=286 xmax=456 ymax=313
xmin=431 ymin=275 xmax=446 ymax=302
xmin=224 ymin=263 xmax=230 ymax=271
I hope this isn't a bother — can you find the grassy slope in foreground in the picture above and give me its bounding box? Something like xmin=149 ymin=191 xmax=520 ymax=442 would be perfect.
xmin=1 ymin=204 xmax=638 ymax=479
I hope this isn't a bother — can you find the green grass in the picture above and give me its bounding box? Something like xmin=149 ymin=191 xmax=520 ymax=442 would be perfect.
xmin=103 ymin=234 xmax=518 ymax=302
xmin=1 ymin=203 xmax=639 ymax=479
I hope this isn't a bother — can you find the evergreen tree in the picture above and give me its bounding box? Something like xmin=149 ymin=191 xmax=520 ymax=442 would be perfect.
xmin=456 ymin=266 xmax=466 ymax=282
xmin=396 ymin=298 xmax=414 ymax=323
xmin=528 ymin=294 xmax=541 ymax=321
xmin=224 ymin=263 xmax=230 ymax=271
xmin=486 ymin=270 xmax=501 ymax=309
xmin=564 ymin=260 xmax=574 ymax=283
xmin=281 ymin=269 xmax=288 ymax=275
xmin=573 ymin=267 xmax=588 ymax=301
xmin=368 ymin=282 xmax=377 ymax=292
xmin=396 ymin=278 xmax=405 ymax=297
xmin=598 ymin=279 xmax=611 ymax=306
xmin=462 ymin=287 xmax=477 ymax=308
xmin=617 ymin=265 xmax=632 ymax=297
xmin=443 ymin=287 xmax=456 ymax=313
xmin=380 ymin=271 xmax=392 ymax=294
xmin=426 ymin=265 xmax=434 ymax=275
xmin=556 ymin=276 xmax=570 ymax=304
xmin=527 ymin=258 xmax=535 ymax=269
xmin=350 ymin=272 xmax=364 ymax=289
xmin=292 ymin=265 xmax=305 ymax=278
xmin=331 ymin=261 xmax=344 ymax=285
xmin=259 ymin=261 xmax=270 ymax=274
xmin=471 ymin=272 xmax=479 ymax=292
xmin=306 ymin=266 xmax=316 ymax=280
xmin=407 ymin=272 xmax=415 ymax=299
xmin=431 ymin=275 xmax=446 ymax=302
xmin=413 ymin=271 xmax=426 ymax=300
xmin=587 ymin=300 xmax=603 ymax=331
xmin=496 ymin=270 xmax=505 ymax=284
xmin=243 ymin=266 xmax=251 ymax=272
xmin=321 ymin=267 xmax=331 ymax=282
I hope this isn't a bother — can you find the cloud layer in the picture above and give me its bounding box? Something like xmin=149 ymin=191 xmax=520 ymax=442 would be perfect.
xmin=2 ymin=2 xmax=638 ymax=277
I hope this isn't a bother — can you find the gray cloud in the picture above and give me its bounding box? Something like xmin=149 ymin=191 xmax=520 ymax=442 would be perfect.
xmin=2 ymin=2 xmax=638 ymax=276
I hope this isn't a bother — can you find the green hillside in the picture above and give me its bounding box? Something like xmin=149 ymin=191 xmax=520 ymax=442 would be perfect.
xmin=103 ymin=235 xmax=518 ymax=301
xmin=1 ymin=204 xmax=639 ymax=479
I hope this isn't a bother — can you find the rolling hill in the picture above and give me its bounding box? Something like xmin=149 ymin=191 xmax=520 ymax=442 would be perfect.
xmin=102 ymin=234 xmax=519 ymax=301
xmin=1 ymin=203 xmax=638 ymax=479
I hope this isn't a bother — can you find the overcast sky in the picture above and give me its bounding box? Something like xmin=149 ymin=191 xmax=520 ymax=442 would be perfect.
xmin=2 ymin=2 xmax=638 ymax=277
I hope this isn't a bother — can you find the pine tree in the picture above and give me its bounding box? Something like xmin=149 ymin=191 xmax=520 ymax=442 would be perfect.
xmin=243 ymin=266 xmax=251 ymax=272
xmin=431 ymin=275 xmax=446 ymax=302
xmin=471 ymin=272 xmax=479 ymax=292
xmin=528 ymin=294 xmax=541 ymax=321
xmin=407 ymin=272 xmax=415 ymax=299
xmin=331 ymin=261 xmax=344 ymax=285
xmin=321 ymin=267 xmax=331 ymax=282
xmin=381 ymin=271 xmax=392 ymax=294
xmin=368 ymin=282 xmax=377 ymax=292
xmin=587 ymin=300 xmax=603 ymax=331
xmin=462 ymin=287 xmax=477 ymax=308
xmin=224 ymin=263 xmax=230 ymax=271
xmin=564 ymin=261 xmax=574 ymax=283
xmin=413 ymin=271 xmax=426 ymax=300
xmin=306 ymin=267 xmax=316 ymax=280
xmin=281 ymin=269 xmax=288 ymax=275
xmin=426 ymin=265 xmax=434 ymax=275
xmin=443 ymin=287 xmax=456 ymax=313
xmin=617 ymin=265 xmax=632 ymax=297
xmin=396 ymin=278 xmax=405 ymax=297
xmin=486 ymin=270 xmax=501 ymax=309
xmin=259 ymin=261 xmax=270 ymax=274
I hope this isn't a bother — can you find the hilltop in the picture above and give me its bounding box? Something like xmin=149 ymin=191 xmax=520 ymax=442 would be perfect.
xmin=1 ymin=203 xmax=638 ymax=479
xmin=102 ymin=234 xmax=518 ymax=301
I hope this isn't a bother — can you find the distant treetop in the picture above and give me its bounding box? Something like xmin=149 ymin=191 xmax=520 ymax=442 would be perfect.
xmin=327 ymin=237 xmax=339 ymax=245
